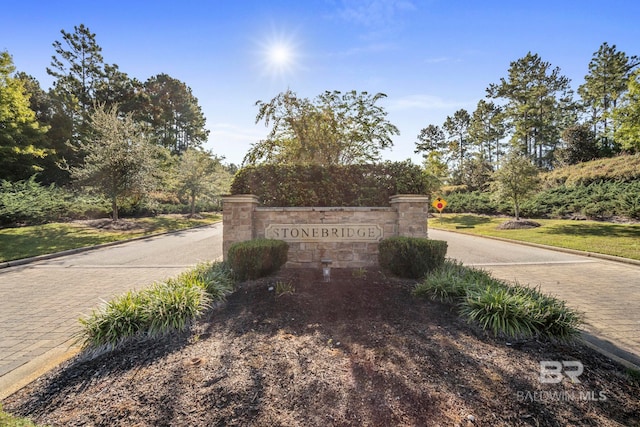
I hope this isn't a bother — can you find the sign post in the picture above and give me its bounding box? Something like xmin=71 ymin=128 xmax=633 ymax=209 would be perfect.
xmin=431 ymin=197 xmax=447 ymax=224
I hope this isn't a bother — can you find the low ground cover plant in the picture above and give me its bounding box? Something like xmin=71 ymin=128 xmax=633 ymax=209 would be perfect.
xmin=378 ymin=236 xmax=447 ymax=279
xmin=227 ymin=238 xmax=289 ymax=281
xmin=414 ymin=260 xmax=582 ymax=340
xmin=77 ymin=262 xmax=234 ymax=352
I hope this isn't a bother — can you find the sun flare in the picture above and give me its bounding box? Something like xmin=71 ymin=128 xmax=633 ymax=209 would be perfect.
xmin=255 ymin=28 xmax=302 ymax=81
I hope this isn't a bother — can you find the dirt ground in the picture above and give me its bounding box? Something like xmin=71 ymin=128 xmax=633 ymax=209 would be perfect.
xmin=3 ymin=268 xmax=639 ymax=426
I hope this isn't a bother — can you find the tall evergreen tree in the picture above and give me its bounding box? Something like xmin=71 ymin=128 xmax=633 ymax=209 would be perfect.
xmin=141 ymin=74 xmax=209 ymax=154
xmin=414 ymin=124 xmax=448 ymax=180
xmin=578 ymin=42 xmax=639 ymax=149
xmin=47 ymin=24 xmax=106 ymax=152
xmin=487 ymin=52 xmax=576 ymax=168
xmin=468 ymin=99 xmax=506 ymax=165
xmin=443 ymin=109 xmax=471 ymax=178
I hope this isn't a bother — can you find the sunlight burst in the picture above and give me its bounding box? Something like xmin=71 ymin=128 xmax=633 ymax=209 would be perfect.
xmin=255 ymin=28 xmax=302 ymax=81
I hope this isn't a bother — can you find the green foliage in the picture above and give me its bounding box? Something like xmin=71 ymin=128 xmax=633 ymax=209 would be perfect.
xmin=378 ymin=237 xmax=447 ymax=279
xmin=490 ymin=153 xmax=540 ymax=220
xmin=0 ymin=51 xmax=50 ymax=181
xmin=0 ymin=404 xmax=44 ymax=427
xmin=71 ymin=104 xmax=158 ymax=220
xmin=414 ymin=261 xmax=583 ymax=340
xmin=413 ymin=260 xmax=491 ymax=302
xmin=141 ymin=73 xmax=209 ymax=154
xmin=77 ymin=262 xmax=233 ymax=351
xmin=176 ymin=261 xmax=235 ymax=301
xmin=487 ymin=52 xmax=576 ymax=167
xmin=275 ymin=281 xmax=295 ymax=296
xmin=0 ymin=177 xmax=67 ymax=225
xmin=460 ymin=285 xmax=538 ymax=338
xmin=246 ymin=89 xmax=399 ymax=165
xmin=231 ymin=161 xmax=430 ymax=207
xmin=614 ymin=69 xmax=640 ymax=152
xmin=542 ymin=154 xmax=640 ymax=186
xmin=227 ymin=239 xmax=289 ymax=281
xmin=170 ymin=148 xmax=231 ymax=215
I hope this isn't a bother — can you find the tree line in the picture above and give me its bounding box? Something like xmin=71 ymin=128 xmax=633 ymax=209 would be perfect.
xmin=414 ymin=45 xmax=640 ymax=190
xmin=1 ymin=24 xmax=231 ymax=220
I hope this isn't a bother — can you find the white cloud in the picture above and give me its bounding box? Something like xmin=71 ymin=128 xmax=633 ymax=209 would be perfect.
xmin=336 ymin=0 xmax=417 ymax=27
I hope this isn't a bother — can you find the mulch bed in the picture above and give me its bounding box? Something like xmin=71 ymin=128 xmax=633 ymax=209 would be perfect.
xmin=3 ymin=268 xmax=639 ymax=426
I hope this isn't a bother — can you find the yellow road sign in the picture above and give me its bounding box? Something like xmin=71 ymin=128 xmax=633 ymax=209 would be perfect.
xmin=432 ymin=197 xmax=447 ymax=212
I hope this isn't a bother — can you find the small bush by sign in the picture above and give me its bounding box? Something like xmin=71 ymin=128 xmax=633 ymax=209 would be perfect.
xmin=378 ymin=236 xmax=447 ymax=279
xmin=227 ymin=239 xmax=289 ymax=281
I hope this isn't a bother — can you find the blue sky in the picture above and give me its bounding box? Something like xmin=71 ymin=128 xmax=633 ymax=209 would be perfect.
xmin=2 ymin=0 xmax=639 ymax=165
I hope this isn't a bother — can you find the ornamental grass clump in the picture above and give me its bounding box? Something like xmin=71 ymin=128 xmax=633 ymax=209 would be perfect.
xmin=413 ymin=260 xmax=490 ymax=302
xmin=414 ymin=260 xmax=583 ymax=341
xmin=77 ymin=261 xmax=235 ymax=352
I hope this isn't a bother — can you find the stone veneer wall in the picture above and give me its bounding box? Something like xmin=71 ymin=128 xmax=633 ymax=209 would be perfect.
xmin=223 ymin=194 xmax=429 ymax=269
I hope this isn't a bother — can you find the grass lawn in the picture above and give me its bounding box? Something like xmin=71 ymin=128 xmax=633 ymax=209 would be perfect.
xmin=0 ymin=213 xmax=221 ymax=263
xmin=429 ymin=213 xmax=640 ymax=261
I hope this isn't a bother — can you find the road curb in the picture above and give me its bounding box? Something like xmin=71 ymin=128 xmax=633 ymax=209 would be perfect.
xmin=0 ymin=221 xmax=222 ymax=270
xmin=0 ymin=342 xmax=82 ymax=400
xmin=430 ymin=226 xmax=640 ymax=267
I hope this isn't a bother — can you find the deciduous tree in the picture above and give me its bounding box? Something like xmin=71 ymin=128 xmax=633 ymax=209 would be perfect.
xmin=171 ymin=149 xmax=231 ymax=216
xmin=613 ymin=69 xmax=640 ymax=152
xmin=71 ymin=105 xmax=157 ymax=220
xmin=490 ymin=153 xmax=540 ymax=221
xmin=0 ymin=51 xmax=49 ymax=181
xmin=245 ymin=89 xmax=399 ymax=165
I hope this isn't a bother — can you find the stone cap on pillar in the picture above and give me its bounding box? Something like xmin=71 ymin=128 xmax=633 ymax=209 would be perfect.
xmin=222 ymin=194 xmax=260 ymax=204
xmin=389 ymin=194 xmax=430 ymax=204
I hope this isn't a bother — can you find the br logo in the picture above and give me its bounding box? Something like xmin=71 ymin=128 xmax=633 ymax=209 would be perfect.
xmin=539 ymin=361 xmax=583 ymax=383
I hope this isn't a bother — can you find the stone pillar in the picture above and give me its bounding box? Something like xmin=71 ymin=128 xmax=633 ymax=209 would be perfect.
xmin=222 ymin=194 xmax=259 ymax=260
xmin=390 ymin=194 xmax=429 ymax=238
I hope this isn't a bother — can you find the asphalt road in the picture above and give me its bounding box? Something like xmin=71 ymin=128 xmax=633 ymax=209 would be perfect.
xmin=429 ymin=228 xmax=640 ymax=366
xmin=0 ymin=223 xmax=222 ymax=398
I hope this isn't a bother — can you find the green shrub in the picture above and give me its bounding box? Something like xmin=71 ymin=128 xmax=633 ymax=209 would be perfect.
xmin=459 ymin=284 xmax=583 ymax=341
xmin=177 ymin=261 xmax=235 ymax=300
xmin=0 ymin=177 xmax=68 ymax=225
xmin=460 ymin=285 xmax=538 ymax=339
xmin=378 ymin=237 xmax=447 ymax=279
xmin=413 ymin=260 xmax=490 ymax=302
xmin=227 ymin=239 xmax=289 ymax=281
xmin=230 ymin=161 xmax=430 ymax=207
xmin=413 ymin=261 xmax=583 ymax=340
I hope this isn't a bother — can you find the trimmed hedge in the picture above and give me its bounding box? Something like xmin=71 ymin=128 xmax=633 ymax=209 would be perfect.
xmin=378 ymin=236 xmax=448 ymax=279
xmin=230 ymin=161 xmax=430 ymax=207
xmin=227 ymin=239 xmax=289 ymax=281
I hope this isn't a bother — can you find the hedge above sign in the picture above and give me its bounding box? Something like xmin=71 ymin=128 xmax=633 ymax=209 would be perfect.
xmin=265 ymin=223 xmax=384 ymax=242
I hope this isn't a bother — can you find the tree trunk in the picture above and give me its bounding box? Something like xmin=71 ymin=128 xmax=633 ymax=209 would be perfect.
xmin=514 ymin=195 xmax=520 ymax=221
xmin=190 ymin=191 xmax=196 ymax=216
xmin=112 ymin=196 xmax=118 ymax=221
